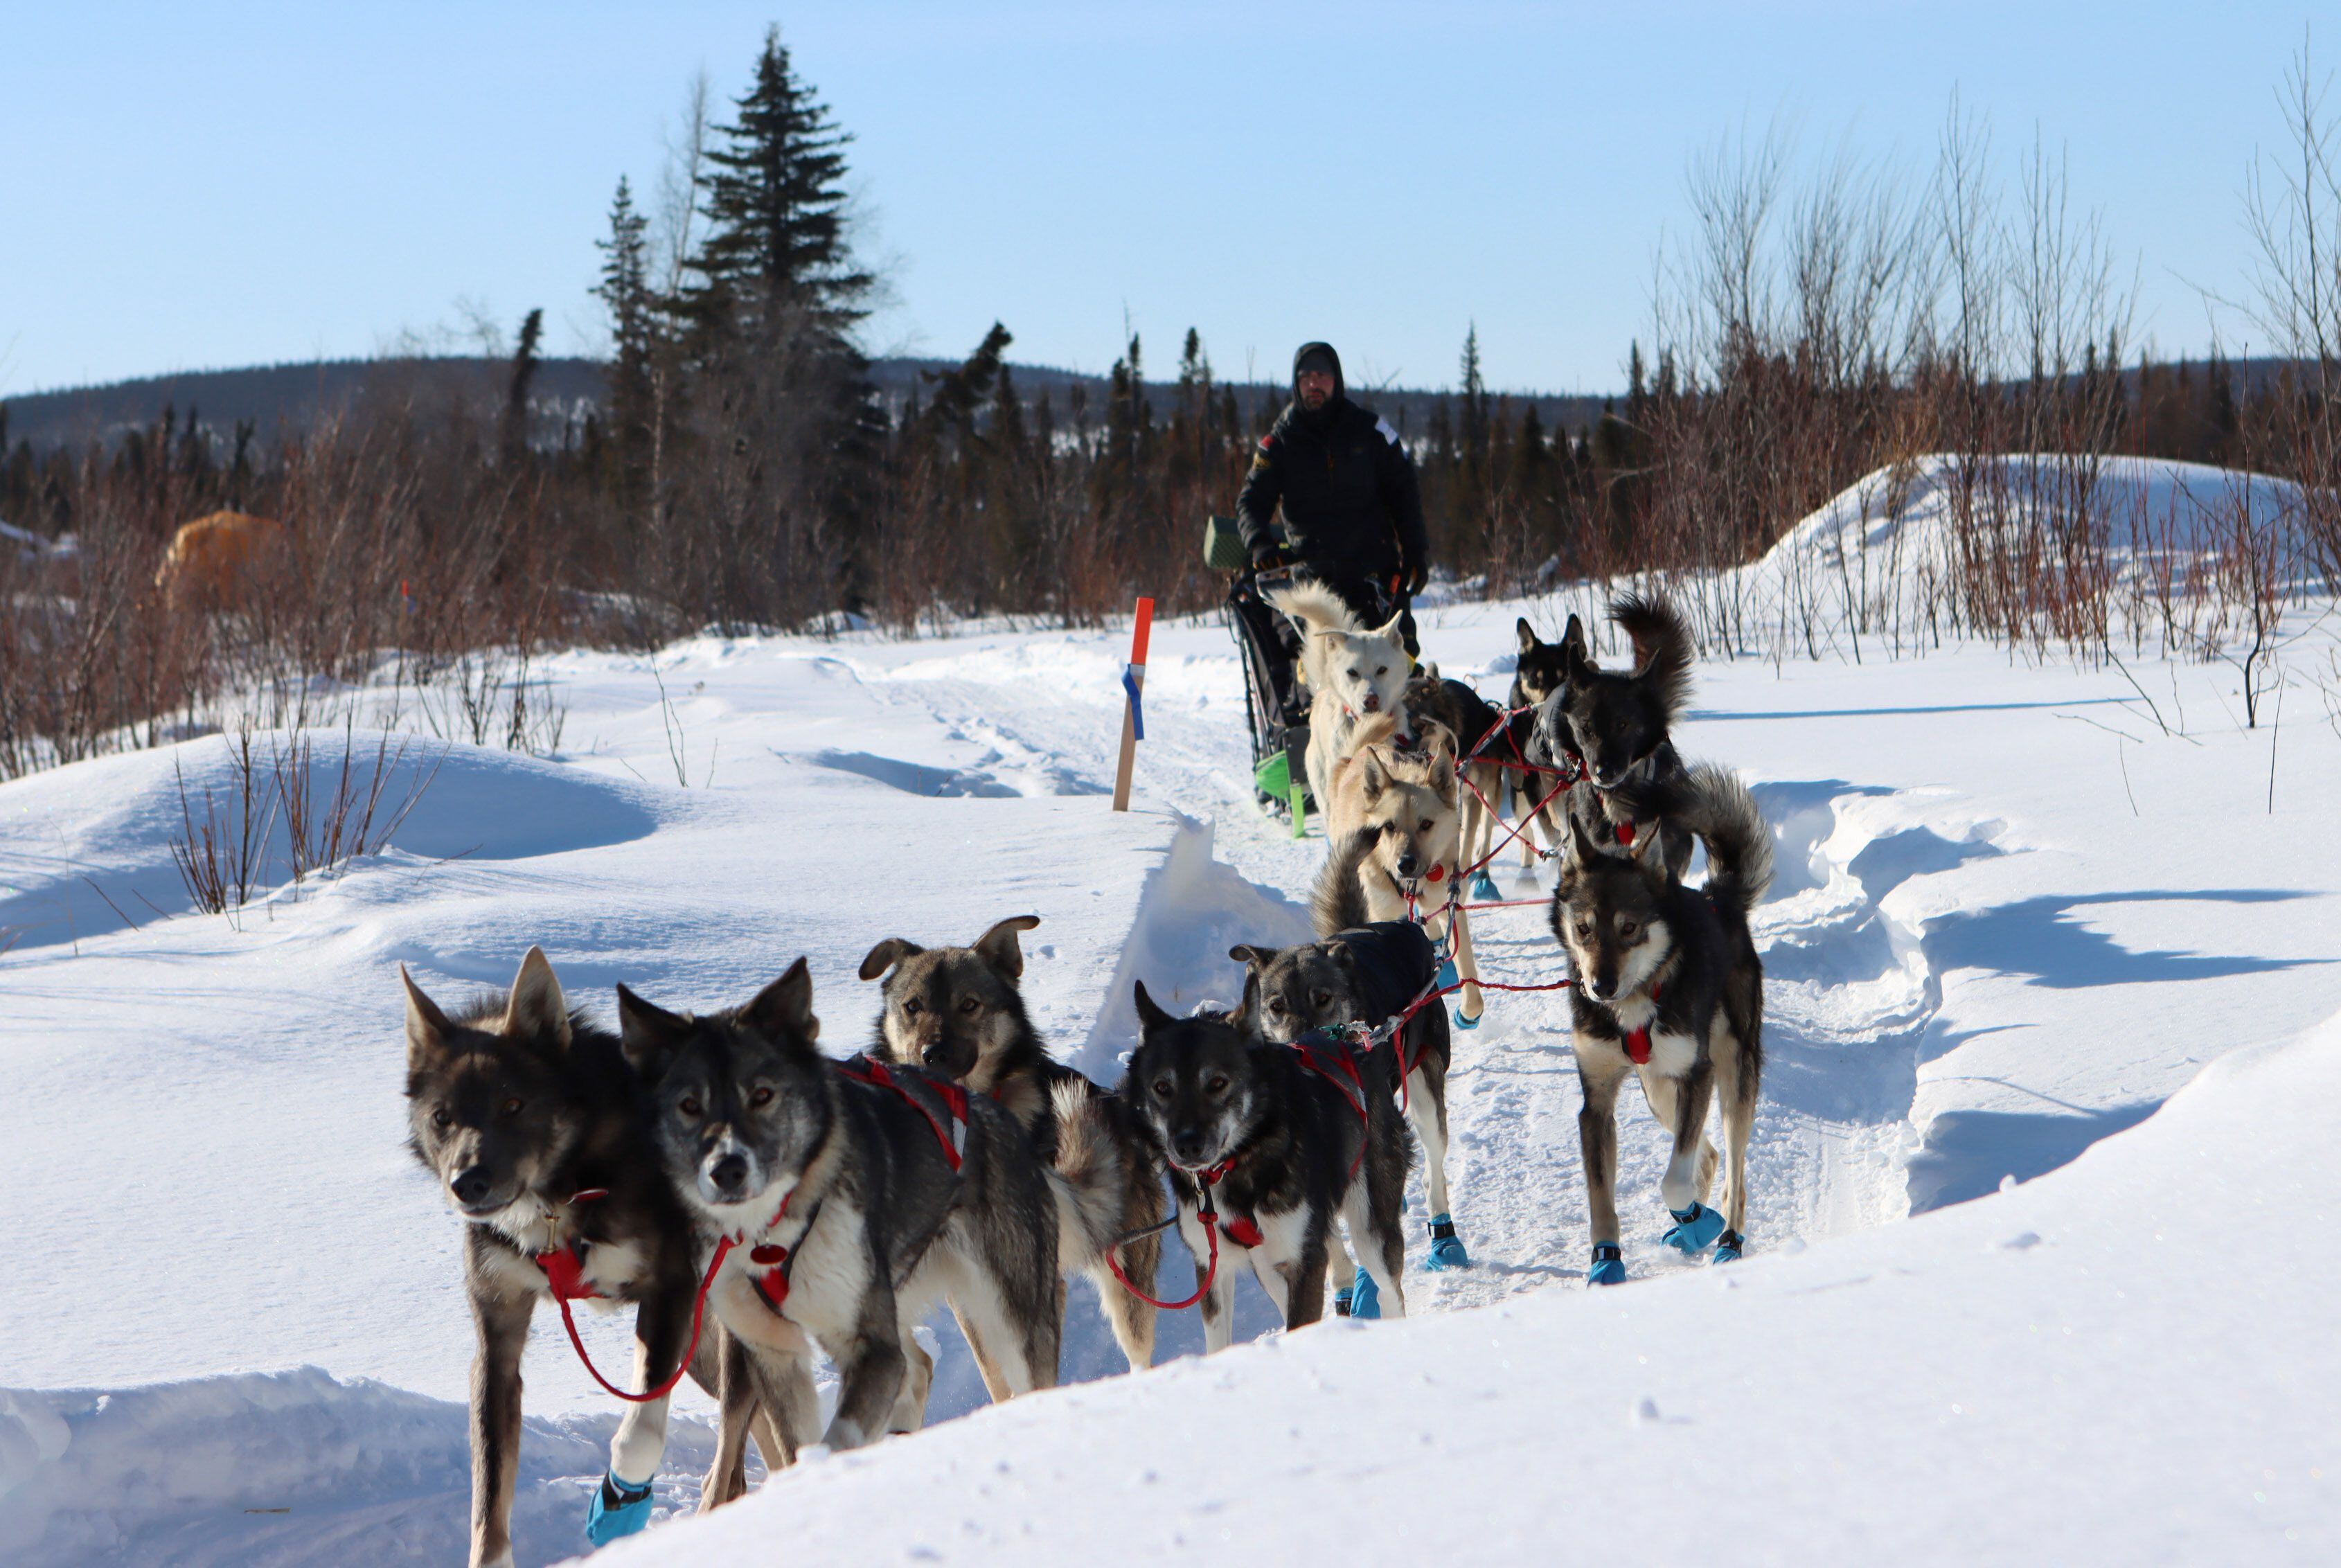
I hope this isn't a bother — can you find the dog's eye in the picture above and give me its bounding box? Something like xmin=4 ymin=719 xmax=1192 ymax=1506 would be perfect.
xmin=1376 ymin=666 xmax=1387 ymax=677
xmin=1419 ymin=819 xmax=1433 ymax=834
xmin=902 ymin=999 xmax=922 ymax=1017
xmin=1576 ymin=920 xmax=1594 ymax=939
xmin=1266 ymin=997 xmax=1287 ymax=1015
xmin=430 ymin=1107 xmax=451 ymax=1129
xmin=1205 ymin=1075 xmax=1231 ymax=1096
xmin=499 ymin=1098 xmax=523 ymax=1118
xmin=1150 ymin=1078 xmax=1174 ymax=1098
xmin=678 ymin=1096 xmax=702 ymax=1119
xmin=959 ymin=997 xmax=979 ymax=1015
xmin=1311 ymin=990 xmax=1331 ymax=1009
xmin=1618 ymin=920 xmax=1639 ymax=939
xmin=749 ymin=1086 xmax=775 ymax=1107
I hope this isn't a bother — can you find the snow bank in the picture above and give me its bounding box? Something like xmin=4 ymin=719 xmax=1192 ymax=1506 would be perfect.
xmin=1727 ymin=453 xmax=2313 ymax=654
xmin=0 ymin=1367 xmax=723 ymax=1568
xmin=601 ymin=1006 xmax=2341 ymax=1567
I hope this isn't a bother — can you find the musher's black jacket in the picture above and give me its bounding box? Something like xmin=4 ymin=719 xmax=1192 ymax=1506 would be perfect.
xmin=1236 ymin=345 xmax=1428 ymax=589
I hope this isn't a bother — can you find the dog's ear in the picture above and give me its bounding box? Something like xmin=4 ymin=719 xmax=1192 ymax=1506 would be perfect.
xmin=1515 ymin=616 xmax=1540 ymax=656
xmin=1628 ymin=819 xmax=1665 ymax=869
xmin=501 ymin=947 xmax=571 ymax=1051
xmin=1560 ymin=614 xmax=1590 ymax=686
xmin=615 ymin=983 xmax=689 ymax=1079
xmin=1371 ymin=607 xmax=1407 ymax=645
xmin=400 ymin=965 xmax=453 ymax=1067
xmin=1132 ymin=979 xmax=1174 ymax=1035
xmin=1360 ymin=748 xmax=1389 ymax=801
xmin=1427 ymin=746 xmax=1456 ymax=796
xmin=972 ymin=915 xmax=1042 ymax=981
xmin=1567 ymin=808 xmax=1604 ymax=867
xmin=742 ymin=957 xmax=819 ymax=1043
xmin=1228 ymin=943 xmax=1274 ymax=972
xmin=857 ymin=937 xmax=922 ymax=983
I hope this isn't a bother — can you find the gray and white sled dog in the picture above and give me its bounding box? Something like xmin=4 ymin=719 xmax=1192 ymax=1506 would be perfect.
xmin=1550 ymin=764 xmax=1771 ymax=1285
xmin=1531 ymin=594 xmax=1698 ymax=882
xmin=1315 ymin=712 xmax=1485 ymax=1023
xmin=860 ymin=913 xmax=1161 ymax=1372
xmin=401 ymin=948 xmax=768 ymax=1567
xmin=1232 ymin=919 xmax=1469 ymax=1311
xmin=1264 ymin=576 xmax=1414 ymax=814
xmin=619 ymin=961 xmax=1073 ymax=1506
xmin=1125 ymin=981 xmax=1411 ymax=1348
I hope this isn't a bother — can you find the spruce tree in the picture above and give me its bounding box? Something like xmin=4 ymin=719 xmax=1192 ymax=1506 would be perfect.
xmin=686 ymin=26 xmax=871 ymax=356
xmin=595 ymin=177 xmax=656 ymax=507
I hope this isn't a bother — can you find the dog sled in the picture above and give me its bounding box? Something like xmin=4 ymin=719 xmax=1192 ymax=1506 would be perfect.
xmin=1207 ymin=515 xmax=1316 ymax=830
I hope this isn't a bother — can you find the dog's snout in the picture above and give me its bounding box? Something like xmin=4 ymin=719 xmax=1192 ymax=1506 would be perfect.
xmin=1170 ymin=1128 xmax=1209 ymax=1164
xmin=449 ymin=1166 xmax=492 ymax=1206
xmin=1362 ymin=692 xmax=1380 ymax=713
xmin=923 ymin=1042 xmax=953 ymax=1069
xmin=1395 ymin=850 xmax=1420 ymax=880
xmin=707 ymin=1153 xmax=748 ymax=1196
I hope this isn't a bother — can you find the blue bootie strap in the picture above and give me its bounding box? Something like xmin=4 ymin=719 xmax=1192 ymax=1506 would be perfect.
xmin=586 ymin=1469 xmax=655 ymax=1546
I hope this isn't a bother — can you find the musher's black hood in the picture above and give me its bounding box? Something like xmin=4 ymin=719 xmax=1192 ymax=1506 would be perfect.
xmin=1291 ymin=341 xmax=1346 ymax=426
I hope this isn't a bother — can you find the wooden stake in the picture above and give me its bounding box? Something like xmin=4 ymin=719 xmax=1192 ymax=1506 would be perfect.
xmin=1112 ymin=596 xmax=1155 ymax=812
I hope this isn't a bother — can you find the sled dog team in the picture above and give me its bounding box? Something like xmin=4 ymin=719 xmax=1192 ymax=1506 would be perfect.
xmin=401 ymin=590 xmax=1772 ymax=1567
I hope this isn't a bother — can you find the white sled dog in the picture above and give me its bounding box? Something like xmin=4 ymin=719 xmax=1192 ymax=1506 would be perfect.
xmin=1264 ymin=578 xmax=1414 ymax=814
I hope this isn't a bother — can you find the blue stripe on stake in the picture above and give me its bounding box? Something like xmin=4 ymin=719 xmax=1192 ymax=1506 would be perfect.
xmin=1122 ymin=665 xmax=1145 ymax=741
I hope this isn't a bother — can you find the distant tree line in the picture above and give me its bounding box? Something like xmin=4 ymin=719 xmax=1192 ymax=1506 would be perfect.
xmin=3 ymin=27 xmax=2338 ymax=778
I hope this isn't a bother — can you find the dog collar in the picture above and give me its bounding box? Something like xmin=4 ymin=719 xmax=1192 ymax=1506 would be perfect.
xmin=1621 ymin=982 xmax=1664 ymax=1065
xmin=532 ymin=1188 xmax=612 ymax=1303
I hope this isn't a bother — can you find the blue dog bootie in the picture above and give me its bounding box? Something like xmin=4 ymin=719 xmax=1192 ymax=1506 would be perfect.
xmin=1661 ymin=1202 xmax=1727 ymax=1256
xmin=1434 ymin=952 xmax=1459 ymax=992
xmin=1587 ymin=1242 xmax=1626 ymax=1286
xmin=586 ymin=1469 xmax=655 ymax=1547
xmin=1333 ymin=1285 xmax=1354 ymax=1317
xmin=1425 ymin=1212 xmax=1470 ymax=1270
xmin=1713 ymin=1229 xmax=1745 ymax=1265
xmin=1348 ymin=1267 xmax=1383 ymax=1319
xmin=1468 ymin=869 xmax=1502 ymax=903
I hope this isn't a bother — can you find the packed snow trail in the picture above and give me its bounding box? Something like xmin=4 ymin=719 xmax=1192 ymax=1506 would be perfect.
xmin=5 ymin=587 xmax=2339 ymax=1565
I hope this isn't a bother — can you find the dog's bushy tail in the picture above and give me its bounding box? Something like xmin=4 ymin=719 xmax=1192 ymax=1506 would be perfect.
xmin=1263 ymin=578 xmax=1363 ymax=635
xmin=1678 ymin=763 xmax=1773 ymax=916
xmin=1047 ymin=1080 xmax=1125 ymax=1261
xmin=1312 ymin=831 xmax=1373 ymax=936
xmin=1610 ymin=591 xmax=1695 ymax=722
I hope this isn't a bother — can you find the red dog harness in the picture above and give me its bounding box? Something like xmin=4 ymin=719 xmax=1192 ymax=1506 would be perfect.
xmin=837 ymin=1055 xmax=970 ymax=1170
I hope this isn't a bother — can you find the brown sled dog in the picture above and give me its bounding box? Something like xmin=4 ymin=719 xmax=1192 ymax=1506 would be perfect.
xmin=860 ymin=914 xmax=1161 ymax=1372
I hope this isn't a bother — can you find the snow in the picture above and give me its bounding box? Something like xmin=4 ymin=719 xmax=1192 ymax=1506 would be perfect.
xmin=6 ymin=463 xmax=2340 ymax=1563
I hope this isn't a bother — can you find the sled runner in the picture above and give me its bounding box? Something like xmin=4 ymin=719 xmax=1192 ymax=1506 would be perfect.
xmin=1209 ymin=515 xmax=1317 ymax=833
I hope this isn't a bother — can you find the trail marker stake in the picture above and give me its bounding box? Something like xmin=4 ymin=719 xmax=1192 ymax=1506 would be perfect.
xmin=1112 ymin=596 xmax=1154 ymax=812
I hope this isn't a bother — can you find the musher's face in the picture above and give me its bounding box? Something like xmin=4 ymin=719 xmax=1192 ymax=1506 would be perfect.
xmin=1297 ymin=368 xmax=1335 ymax=409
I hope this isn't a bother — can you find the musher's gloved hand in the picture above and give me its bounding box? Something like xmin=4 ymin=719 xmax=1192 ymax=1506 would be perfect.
xmin=1250 ymin=542 xmax=1288 ymax=571
xmin=1403 ymin=560 xmax=1428 ymax=597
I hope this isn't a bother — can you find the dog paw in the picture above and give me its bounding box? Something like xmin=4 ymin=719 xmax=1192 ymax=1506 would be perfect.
xmin=585 ymin=1470 xmax=655 ymax=1546
xmin=1348 ymin=1267 xmax=1383 ymax=1319
xmin=1587 ymin=1243 xmax=1626 ymax=1285
xmin=1713 ymin=1229 xmax=1745 ymax=1264
xmin=1425 ymin=1214 xmax=1470 ymax=1269
xmin=1661 ymin=1202 xmax=1727 ymax=1255
xmin=1468 ymin=871 xmax=1502 ymax=902
xmin=1333 ymin=1287 xmax=1353 ymax=1317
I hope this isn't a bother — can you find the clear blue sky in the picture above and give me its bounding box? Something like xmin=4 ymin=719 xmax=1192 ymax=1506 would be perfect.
xmin=0 ymin=2 xmax=2325 ymax=400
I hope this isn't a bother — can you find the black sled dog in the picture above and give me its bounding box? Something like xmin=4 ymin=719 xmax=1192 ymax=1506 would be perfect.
xmin=1531 ymin=594 xmax=1698 ymax=882
xmin=401 ymin=947 xmax=752 ymax=1565
xmin=1230 ymin=920 xmax=1466 ymax=1316
xmin=1551 ymin=764 xmax=1771 ymax=1283
xmin=859 ymin=913 xmax=1162 ymax=1373
xmin=620 ymin=960 xmax=1071 ymax=1506
xmin=1124 ymin=981 xmax=1410 ymax=1349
